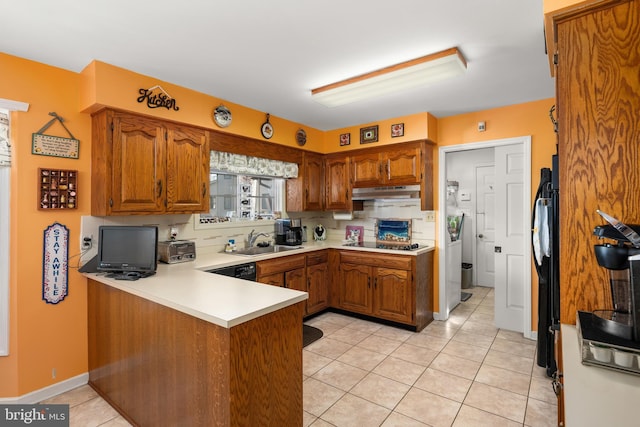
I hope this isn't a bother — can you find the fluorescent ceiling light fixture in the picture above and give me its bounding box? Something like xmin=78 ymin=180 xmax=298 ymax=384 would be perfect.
xmin=311 ymin=47 xmax=467 ymax=107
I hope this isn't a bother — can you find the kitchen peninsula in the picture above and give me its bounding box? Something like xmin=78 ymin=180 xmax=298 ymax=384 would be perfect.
xmin=85 ymin=261 xmax=307 ymax=427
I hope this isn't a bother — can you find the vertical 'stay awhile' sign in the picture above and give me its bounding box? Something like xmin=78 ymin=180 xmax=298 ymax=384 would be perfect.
xmin=42 ymin=222 xmax=69 ymax=304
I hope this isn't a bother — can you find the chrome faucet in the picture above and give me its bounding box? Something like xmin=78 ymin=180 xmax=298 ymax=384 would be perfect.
xmin=248 ymin=229 xmax=270 ymax=247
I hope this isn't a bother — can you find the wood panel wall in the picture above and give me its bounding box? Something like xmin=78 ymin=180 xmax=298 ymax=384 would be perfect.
xmin=557 ymin=0 xmax=640 ymax=323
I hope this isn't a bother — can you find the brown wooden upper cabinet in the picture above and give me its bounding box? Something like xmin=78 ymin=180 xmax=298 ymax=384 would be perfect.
xmin=286 ymin=151 xmax=325 ymax=212
xmin=352 ymin=146 xmax=422 ymax=187
xmin=325 ymin=154 xmax=356 ymax=211
xmin=91 ymin=109 xmax=210 ymax=215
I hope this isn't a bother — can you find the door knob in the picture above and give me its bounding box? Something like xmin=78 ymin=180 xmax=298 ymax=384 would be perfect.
xmin=478 ymin=234 xmax=484 ymax=238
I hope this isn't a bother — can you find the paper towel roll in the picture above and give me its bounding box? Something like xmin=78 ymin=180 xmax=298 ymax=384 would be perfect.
xmin=333 ymin=211 xmax=353 ymax=220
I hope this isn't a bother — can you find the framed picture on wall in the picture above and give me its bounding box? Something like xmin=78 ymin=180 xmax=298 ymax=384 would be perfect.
xmin=391 ymin=123 xmax=404 ymax=138
xmin=360 ymin=125 xmax=378 ymax=144
xmin=340 ymin=133 xmax=350 ymax=146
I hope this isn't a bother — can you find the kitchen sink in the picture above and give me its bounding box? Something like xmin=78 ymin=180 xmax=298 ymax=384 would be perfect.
xmin=228 ymin=245 xmax=303 ymax=256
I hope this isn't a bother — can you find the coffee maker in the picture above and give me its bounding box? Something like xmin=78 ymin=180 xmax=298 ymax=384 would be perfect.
xmin=275 ymin=218 xmax=303 ymax=246
xmin=590 ymin=224 xmax=640 ymax=340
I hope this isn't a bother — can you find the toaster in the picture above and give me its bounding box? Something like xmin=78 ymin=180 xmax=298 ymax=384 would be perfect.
xmin=158 ymin=240 xmax=196 ymax=264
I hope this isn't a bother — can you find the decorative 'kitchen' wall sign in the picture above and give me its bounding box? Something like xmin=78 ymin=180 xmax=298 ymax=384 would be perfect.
xmin=137 ymin=85 xmax=180 ymax=111
xmin=31 ymin=112 xmax=79 ymax=159
xmin=42 ymin=222 xmax=69 ymax=304
xmin=39 ymin=168 xmax=78 ymax=210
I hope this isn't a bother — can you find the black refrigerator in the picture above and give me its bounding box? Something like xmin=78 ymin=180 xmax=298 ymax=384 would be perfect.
xmin=532 ymin=154 xmax=560 ymax=377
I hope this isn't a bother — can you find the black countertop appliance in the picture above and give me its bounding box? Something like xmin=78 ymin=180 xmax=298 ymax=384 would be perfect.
xmin=275 ymin=218 xmax=303 ymax=246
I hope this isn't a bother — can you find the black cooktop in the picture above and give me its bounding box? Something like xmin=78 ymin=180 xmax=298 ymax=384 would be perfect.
xmin=343 ymin=242 xmax=421 ymax=251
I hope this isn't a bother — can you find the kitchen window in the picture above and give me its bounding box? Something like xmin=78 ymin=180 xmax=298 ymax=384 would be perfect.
xmin=195 ymin=151 xmax=295 ymax=230
xmin=205 ymin=173 xmax=284 ymax=222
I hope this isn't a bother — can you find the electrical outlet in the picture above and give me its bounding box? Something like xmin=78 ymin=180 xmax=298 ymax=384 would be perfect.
xmin=52 ymin=368 xmax=56 ymax=379
xmin=425 ymin=211 xmax=436 ymax=222
xmin=81 ymin=235 xmax=93 ymax=250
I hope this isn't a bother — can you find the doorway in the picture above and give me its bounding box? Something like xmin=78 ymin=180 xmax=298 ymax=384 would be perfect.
xmin=437 ymin=136 xmax=533 ymax=338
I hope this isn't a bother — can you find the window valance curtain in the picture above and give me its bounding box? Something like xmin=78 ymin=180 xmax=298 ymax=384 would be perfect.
xmin=210 ymin=151 xmax=298 ymax=178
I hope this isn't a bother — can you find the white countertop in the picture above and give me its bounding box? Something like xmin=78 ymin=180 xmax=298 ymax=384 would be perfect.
xmin=84 ymin=241 xmax=435 ymax=330
xmin=562 ymin=324 xmax=640 ymax=426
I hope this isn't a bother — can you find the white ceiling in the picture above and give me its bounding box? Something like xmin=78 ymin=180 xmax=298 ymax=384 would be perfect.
xmin=1 ymin=0 xmax=555 ymax=131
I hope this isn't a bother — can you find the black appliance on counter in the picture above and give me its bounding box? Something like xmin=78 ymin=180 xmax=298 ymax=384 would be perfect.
xmin=532 ymin=154 xmax=560 ymax=377
xmin=275 ymin=218 xmax=303 ymax=246
xmin=587 ymin=221 xmax=640 ymax=340
xmin=207 ymin=262 xmax=256 ymax=281
xmin=573 ymin=219 xmax=640 ymax=375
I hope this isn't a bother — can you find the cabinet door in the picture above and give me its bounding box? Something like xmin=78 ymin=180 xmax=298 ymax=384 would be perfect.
xmin=258 ymin=272 xmax=285 ymax=287
xmin=351 ymin=152 xmax=382 ymax=187
xmin=338 ymin=263 xmax=372 ymax=314
xmin=385 ymin=147 xmax=421 ymax=185
xmin=304 ymin=153 xmax=325 ymax=211
xmin=285 ymin=268 xmax=306 ymax=292
xmin=111 ymin=113 xmax=166 ymax=213
xmin=325 ymin=156 xmax=352 ymax=211
xmin=166 ymin=125 xmax=209 ymax=213
xmin=373 ymin=267 xmax=413 ymax=323
xmin=307 ymin=262 xmax=328 ymax=315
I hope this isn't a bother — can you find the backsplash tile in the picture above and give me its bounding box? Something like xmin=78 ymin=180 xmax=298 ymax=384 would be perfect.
xmin=79 ymin=199 xmax=435 ymax=266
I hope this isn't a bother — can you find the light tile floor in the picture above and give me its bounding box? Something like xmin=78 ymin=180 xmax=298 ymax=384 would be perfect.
xmin=44 ymin=286 xmax=558 ymax=426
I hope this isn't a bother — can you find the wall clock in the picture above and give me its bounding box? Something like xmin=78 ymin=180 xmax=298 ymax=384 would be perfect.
xmin=261 ymin=113 xmax=273 ymax=139
xmin=213 ymin=105 xmax=232 ymax=128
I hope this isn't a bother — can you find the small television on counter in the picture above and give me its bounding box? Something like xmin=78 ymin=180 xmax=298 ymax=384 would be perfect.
xmin=97 ymin=225 xmax=158 ymax=278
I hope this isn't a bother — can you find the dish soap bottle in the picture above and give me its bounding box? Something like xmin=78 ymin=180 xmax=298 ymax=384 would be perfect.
xmin=225 ymin=239 xmax=236 ymax=253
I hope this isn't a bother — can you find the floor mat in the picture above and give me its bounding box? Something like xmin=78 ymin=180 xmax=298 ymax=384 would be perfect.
xmin=303 ymin=324 xmax=323 ymax=347
xmin=461 ymin=292 xmax=472 ymax=302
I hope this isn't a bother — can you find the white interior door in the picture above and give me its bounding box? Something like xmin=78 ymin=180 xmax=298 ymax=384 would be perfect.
xmin=475 ymin=165 xmax=495 ymax=287
xmin=494 ymin=144 xmax=525 ymax=332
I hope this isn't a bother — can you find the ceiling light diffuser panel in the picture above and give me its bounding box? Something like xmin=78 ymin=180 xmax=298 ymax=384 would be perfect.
xmin=311 ymin=47 xmax=467 ymax=107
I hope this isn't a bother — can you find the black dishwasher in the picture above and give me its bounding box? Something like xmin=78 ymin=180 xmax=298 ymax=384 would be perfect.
xmin=207 ymin=262 xmax=256 ymax=281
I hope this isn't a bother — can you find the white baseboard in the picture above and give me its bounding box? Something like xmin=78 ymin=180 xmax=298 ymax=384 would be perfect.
xmin=0 ymin=373 xmax=88 ymax=404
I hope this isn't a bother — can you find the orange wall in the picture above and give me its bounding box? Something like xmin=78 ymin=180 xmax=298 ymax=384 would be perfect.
xmin=80 ymin=61 xmax=326 ymax=152
xmin=0 ymin=50 xmax=555 ymax=398
xmin=321 ymin=112 xmax=437 ymax=153
xmin=435 ymin=98 xmax=557 ymax=327
xmin=0 ymin=53 xmax=92 ymax=396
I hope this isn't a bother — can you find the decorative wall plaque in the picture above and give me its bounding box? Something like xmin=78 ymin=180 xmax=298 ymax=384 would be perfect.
xmin=31 ymin=112 xmax=79 ymax=159
xmin=39 ymin=168 xmax=78 ymax=210
xmin=360 ymin=125 xmax=378 ymax=144
xmin=42 ymin=222 xmax=69 ymax=304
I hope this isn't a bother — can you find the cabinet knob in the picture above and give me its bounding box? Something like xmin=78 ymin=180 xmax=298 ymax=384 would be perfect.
xmin=157 ymin=180 xmax=163 ymax=197
xmin=202 ymin=182 xmax=206 ymax=197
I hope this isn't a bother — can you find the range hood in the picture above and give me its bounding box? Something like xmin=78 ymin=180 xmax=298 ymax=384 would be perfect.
xmin=352 ymin=185 xmax=421 ymax=201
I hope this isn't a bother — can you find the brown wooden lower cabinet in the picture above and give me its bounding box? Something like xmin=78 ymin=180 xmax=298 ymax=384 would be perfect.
xmin=257 ymin=251 xmax=330 ymax=316
xmin=306 ymin=252 xmax=329 ymax=315
xmin=87 ymin=279 xmax=303 ymax=427
xmin=257 ymin=248 xmax=433 ymax=330
xmin=336 ymin=250 xmax=432 ymax=331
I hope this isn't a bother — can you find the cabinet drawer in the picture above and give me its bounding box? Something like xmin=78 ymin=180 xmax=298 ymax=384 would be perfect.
xmin=340 ymin=251 xmax=412 ymax=270
xmin=306 ymin=251 xmax=328 ymax=266
xmin=257 ymin=254 xmax=306 ymax=276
